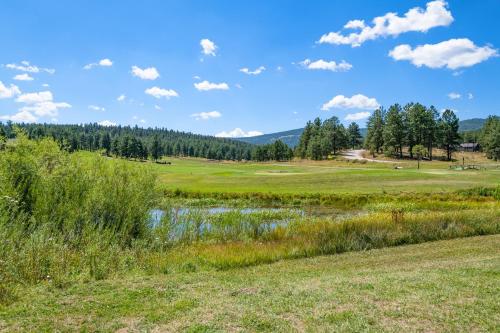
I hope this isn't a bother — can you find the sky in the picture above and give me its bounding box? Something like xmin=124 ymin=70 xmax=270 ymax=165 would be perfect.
xmin=0 ymin=0 xmax=499 ymax=137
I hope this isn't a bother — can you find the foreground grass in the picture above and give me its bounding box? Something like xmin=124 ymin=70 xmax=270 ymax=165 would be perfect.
xmin=1 ymin=235 xmax=499 ymax=332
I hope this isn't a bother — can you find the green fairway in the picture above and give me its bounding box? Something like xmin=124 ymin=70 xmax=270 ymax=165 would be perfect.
xmin=153 ymin=157 xmax=500 ymax=194
xmin=2 ymin=235 xmax=499 ymax=332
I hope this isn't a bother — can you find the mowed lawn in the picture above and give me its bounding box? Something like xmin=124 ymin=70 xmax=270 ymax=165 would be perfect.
xmin=2 ymin=235 xmax=499 ymax=332
xmin=154 ymin=157 xmax=500 ymax=194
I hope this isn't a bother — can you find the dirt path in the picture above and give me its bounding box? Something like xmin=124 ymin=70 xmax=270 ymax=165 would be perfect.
xmin=342 ymin=149 xmax=397 ymax=163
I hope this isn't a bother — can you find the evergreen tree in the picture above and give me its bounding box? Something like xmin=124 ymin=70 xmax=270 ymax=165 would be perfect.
xmin=383 ymin=104 xmax=405 ymax=158
xmin=439 ymin=109 xmax=460 ymax=161
xmin=347 ymin=122 xmax=363 ymax=149
xmin=150 ymin=135 xmax=162 ymax=161
xmin=480 ymin=116 xmax=500 ymax=161
xmin=365 ymin=108 xmax=385 ymax=155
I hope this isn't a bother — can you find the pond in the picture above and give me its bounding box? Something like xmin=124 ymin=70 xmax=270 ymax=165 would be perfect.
xmin=149 ymin=206 xmax=363 ymax=241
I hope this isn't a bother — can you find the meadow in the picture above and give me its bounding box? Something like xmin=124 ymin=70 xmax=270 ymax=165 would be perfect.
xmin=154 ymin=155 xmax=500 ymax=195
xmin=0 ymin=135 xmax=499 ymax=332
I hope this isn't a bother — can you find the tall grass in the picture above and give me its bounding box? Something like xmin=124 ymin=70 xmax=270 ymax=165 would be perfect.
xmin=0 ymin=132 xmax=159 ymax=292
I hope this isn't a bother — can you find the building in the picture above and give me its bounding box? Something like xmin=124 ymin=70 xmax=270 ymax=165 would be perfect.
xmin=459 ymin=143 xmax=480 ymax=152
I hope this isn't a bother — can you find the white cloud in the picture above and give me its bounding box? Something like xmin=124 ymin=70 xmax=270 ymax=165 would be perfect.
xmin=200 ymin=39 xmax=217 ymax=56
xmin=322 ymin=94 xmax=380 ymax=111
xmin=468 ymin=93 xmax=474 ymax=100
xmin=131 ymin=66 xmax=160 ymax=80
xmin=145 ymin=86 xmax=179 ymax=99
xmin=318 ymin=1 xmax=453 ymax=47
xmin=4 ymin=61 xmax=55 ymax=74
xmin=19 ymin=102 xmax=71 ymax=117
xmin=276 ymin=66 xmax=283 ymax=71
xmin=0 ymin=111 xmax=37 ymax=123
xmin=16 ymin=91 xmax=53 ymax=104
xmin=300 ymin=59 xmax=352 ymax=72
xmin=215 ymin=128 xmax=263 ymax=138
xmin=345 ymin=111 xmax=371 ymax=121
xmin=98 ymin=120 xmax=117 ymax=127
xmin=13 ymin=73 xmax=34 ymax=81
xmin=389 ymin=38 xmax=498 ymax=70
xmin=194 ymin=80 xmax=229 ymax=91
xmin=15 ymin=90 xmax=71 ymax=118
xmin=240 ymin=66 xmax=266 ymax=75
xmin=344 ymin=19 xmax=365 ymax=29
xmin=190 ymin=111 xmax=222 ymax=120
xmin=83 ymin=58 xmax=113 ymax=70
xmin=447 ymin=92 xmax=461 ymax=100
xmin=235 ymin=83 xmax=242 ymax=89
xmin=0 ymin=81 xmax=21 ymax=99
xmin=154 ymin=105 xmax=162 ymax=110
xmin=42 ymin=83 xmax=50 ymax=87
xmin=193 ymin=75 xmax=201 ymax=80
xmin=89 ymin=105 xmax=106 ymax=111
xmin=117 ymin=94 xmax=126 ymax=102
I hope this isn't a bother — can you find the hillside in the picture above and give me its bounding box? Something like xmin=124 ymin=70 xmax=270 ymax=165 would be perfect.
xmin=237 ymin=118 xmax=486 ymax=147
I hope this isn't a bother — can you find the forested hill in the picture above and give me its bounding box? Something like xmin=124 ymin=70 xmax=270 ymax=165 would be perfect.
xmin=237 ymin=118 xmax=486 ymax=147
xmin=0 ymin=122 xmax=255 ymax=161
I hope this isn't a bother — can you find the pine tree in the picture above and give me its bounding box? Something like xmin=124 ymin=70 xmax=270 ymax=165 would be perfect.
xmin=439 ymin=109 xmax=460 ymax=161
xmin=383 ymin=104 xmax=405 ymax=158
xmin=347 ymin=122 xmax=363 ymax=149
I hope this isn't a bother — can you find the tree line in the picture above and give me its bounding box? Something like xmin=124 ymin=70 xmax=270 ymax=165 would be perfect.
xmin=0 ymin=122 xmax=294 ymax=162
xmin=295 ymin=117 xmax=362 ymax=160
xmin=296 ymin=104 xmax=499 ymax=161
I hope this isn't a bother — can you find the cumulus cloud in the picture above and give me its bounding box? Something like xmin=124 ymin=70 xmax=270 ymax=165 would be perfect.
xmin=117 ymin=94 xmax=126 ymax=102
xmin=145 ymin=86 xmax=179 ymax=99
xmin=131 ymin=66 xmax=160 ymax=80
xmin=240 ymin=66 xmax=266 ymax=75
xmin=447 ymin=92 xmax=461 ymax=99
xmin=389 ymin=38 xmax=498 ymax=70
xmin=215 ymin=128 xmax=263 ymax=138
xmin=190 ymin=111 xmax=222 ymax=120
xmin=345 ymin=111 xmax=371 ymax=121
xmin=83 ymin=58 xmax=113 ymax=70
xmin=19 ymin=102 xmax=71 ymax=117
xmin=0 ymin=110 xmax=38 ymax=123
xmin=13 ymin=73 xmax=34 ymax=81
xmin=318 ymin=1 xmax=453 ymax=47
xmin=344 ymin=19 xmax=365 ymax=29
xmin=200 ymin=39 xmax=217 ymax=56
xmin=468 ymin=93 xmax=474 ymax=100
xmin=98 ymin=120 xmax=117 ymax=127
xmin=16 ymin=91 xmax=53 ymax=104
xmin=321 ymin=94 xmax=380 ymax=111
xmin=154 ymin=105 xmax=162 ymax=110
xmin=194 ymin=80 xmax=229 ymax=91
xmin=4 ymin=61 xmax=55 ymax=74
xmin=89 ymin=105 xmax=106 ymax=111
xmin=300 ymin=59 xmax=352 ymax=72
xmin=0 ymin=81 xmax=21 ymax=99
xmin=15 ymin=90 xmax=71 ymax=119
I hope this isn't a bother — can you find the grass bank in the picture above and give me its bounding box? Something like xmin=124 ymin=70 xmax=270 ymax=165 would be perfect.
xmin=1 ymin=235 xmax=499 ymax=332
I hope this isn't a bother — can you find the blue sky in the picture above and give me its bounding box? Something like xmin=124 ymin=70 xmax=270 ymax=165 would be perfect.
xmin=0 ymin=0 xmax=498 ymax=137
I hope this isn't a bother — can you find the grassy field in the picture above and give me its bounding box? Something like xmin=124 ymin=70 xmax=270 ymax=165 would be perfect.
xmin=1 ymin=235 xmax=499 ymax=332
xmin=152 ymin=156 xmax=500 ymax=195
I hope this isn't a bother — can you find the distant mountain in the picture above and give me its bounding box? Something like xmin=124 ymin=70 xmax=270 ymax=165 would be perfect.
xmin=458 ymin=118 xmax=486 ymax=132
xmin=236 ymin=118 xmax=486 ymax=147
xmin=235 ymin=128 xmax=304 ymax=147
